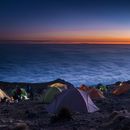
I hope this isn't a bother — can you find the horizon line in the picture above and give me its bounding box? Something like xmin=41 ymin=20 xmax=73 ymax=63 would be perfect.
xmin=0 ymin=40 xmax=130 ymax=44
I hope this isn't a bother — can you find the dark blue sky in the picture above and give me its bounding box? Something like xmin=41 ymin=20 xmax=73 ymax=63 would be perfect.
xmin=0 ymin=0 xmax=130 ymax=43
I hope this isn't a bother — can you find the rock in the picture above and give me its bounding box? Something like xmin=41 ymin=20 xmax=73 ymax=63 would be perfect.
xmin=9 ymin=119 xmax=13 ymax=123
xmin=9 ymin=122 xmax=30 ymax=130
xmin=0 ymin=119 xmax=7 ymax=123
xmin=25 ymin=110 xmax=37 ymax=119
xmin=102 ymin=110 xmax=130 ymax=130
xmin=50 ymin=107 xmax=73 ymax=123
xmin=0 ymin=124 xmax=8 ymax=129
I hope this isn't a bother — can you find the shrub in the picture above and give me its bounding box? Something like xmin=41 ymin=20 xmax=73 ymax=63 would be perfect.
xmin=50 ymin=107 xmax=72 ymax=123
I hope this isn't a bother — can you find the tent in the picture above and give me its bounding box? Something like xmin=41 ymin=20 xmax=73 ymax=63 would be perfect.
xmin=88 ymin=88 xmax=105 ymax=99
xmin=12 ymin=88 xmax=28 ymax=100
xmin=98 ymin=85 xmax=107 ymax=92
xmin=112 ymin=83 xmax=130 ymax=95
xmin=0 ymin=89 xmax=11 ymax=101
xmin=20 ymin=88 xmax=28 ymax=99
xmin=79 ymin=84 xmax=90 ymax=91
xmin=43 ymin=87 xmax=62 ymax=103
xmin=42 ymin=82 xmax=74 ymax=103
xmin=79 ymin=85 xmax=105 ymax=99
xmin=47 ymin=88 xmax=99 ymax=113
xmin=49 ymin=83 xmax=68 ymax=90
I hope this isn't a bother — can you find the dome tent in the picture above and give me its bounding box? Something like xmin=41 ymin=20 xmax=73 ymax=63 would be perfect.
xmin=42 ymin=81 xmax=74 ymax=103
xmin=47 ymin=88 xmax=99 ymax=113
xmin=0 ymin=89 xmax=11 ymax=101
xmin=50 ymin=83 xmax=68 ymax=90
xmin=79 ymin=85 xmax=105 ymax=99
xmin=112 ymin=83 xmax=130 ymax=95
xmin=79 ymin=84 xmax=90 ymax=91
xmin=43 ymin=87 xmax=62 ymax=103
xmin=47 ymin=79 xmax=75 ymax=90
xmin=12 ymin=88 xmax=28 ymax=100
xmin=87 ymin=88 xmax=105 ymax=99
xmin=20 ymin=88 xmax=28 ymax=99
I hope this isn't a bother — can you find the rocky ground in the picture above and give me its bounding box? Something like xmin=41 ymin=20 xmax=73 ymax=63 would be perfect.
xmin=0 ymin=79 xmax=130 ymax=130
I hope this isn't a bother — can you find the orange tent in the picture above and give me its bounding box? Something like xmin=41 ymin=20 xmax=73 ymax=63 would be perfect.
xmin=112 ymin=83 xmax=130 ymax=95
xmin=79 ymin=84 xmax=90 ymax=91
xmin=79 ymin=85 xmax=105 ymax=99
xmin=88 ymin=88 xmax=105 ymax=99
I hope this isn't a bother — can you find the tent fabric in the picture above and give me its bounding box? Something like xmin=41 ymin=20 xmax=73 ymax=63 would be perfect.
xmin=11 ymin=88 xmax=25 ymax=95
xmin=47 ymin=88 xmax=99 ymax=113
xmin=78 ymin=90 xmax=100 ymax=112
xmin=112 ymin=83 xmax=130 ymax=95
xmin=99 ymin=85 xmax=107 ymax=92
xmin=88 ymin=88 xmax=105 ymax=99
xmin=12 ymin=88 xmax=28 ymax=100
xmin=0 ymin=89 xmax=11 ymax=101
xmin=20 ymin=88 xmax=28 ymax=99
xmin=79 ymin=84 xmax=90 ymax=91
xmin=49 ymin=83 xmax=68 ymax=90
xmin=43 ymin=87 xmax=62 ymax=103
xmin=20 ymin=88 xmax=28 ymax=97
xmin=79 ymin=85 xmax=105 ymax=99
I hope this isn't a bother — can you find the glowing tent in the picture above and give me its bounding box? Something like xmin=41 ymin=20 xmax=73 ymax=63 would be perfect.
xmin=79 ymin=85 xmax=105 ymax=99
xmin=49 ymin=83 xmax=68 ymax=90
xmin=79 ymin=84 xmax=90 ymax=91
xmin=112 ymin=83 xmax=130 ymax=95
xmin=0 ymin=89 xmax=11 ymax=101
xmin=87 ymin=88 xmax=105 ymax=99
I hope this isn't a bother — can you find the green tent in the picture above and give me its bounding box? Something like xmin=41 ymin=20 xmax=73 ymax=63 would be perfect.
xmin=43 ymin=87 xmax=61 ymax=104
xmin=12 ymin=88 xmax=28 ymax=100
xmin=99 ymin=85 xmax=107 ymax=92
xmin=20 ymin=88 xmax=28 ymax=99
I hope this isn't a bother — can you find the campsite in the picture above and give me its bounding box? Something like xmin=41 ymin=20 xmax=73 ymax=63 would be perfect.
xmin=0 ymin=79 xmax=130 ymax=130
xmin=1 ymin=0 xmax=130 ymax=129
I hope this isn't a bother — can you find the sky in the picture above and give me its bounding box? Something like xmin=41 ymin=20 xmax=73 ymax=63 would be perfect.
xmin=0 ymin=0 xmax=130 ymax=44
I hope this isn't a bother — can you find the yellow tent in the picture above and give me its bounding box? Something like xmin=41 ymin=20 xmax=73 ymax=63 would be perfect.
xmin=50 ymin=83 xmax=68 ymax=90
xmin=0 ymin=89 xmax=11 ymax=101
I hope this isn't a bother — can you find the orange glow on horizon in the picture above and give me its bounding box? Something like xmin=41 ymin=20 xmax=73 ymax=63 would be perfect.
xmin=0 ymin=29 xmax=130 ymax=44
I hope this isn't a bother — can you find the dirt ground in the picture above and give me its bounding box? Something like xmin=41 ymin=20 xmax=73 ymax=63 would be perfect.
xmin=0 ymin=79 xmax=130 ymax=130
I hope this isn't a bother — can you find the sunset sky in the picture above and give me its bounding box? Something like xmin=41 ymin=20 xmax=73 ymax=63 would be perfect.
xmin=0 ymin=0 xmax=130 ymax=44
